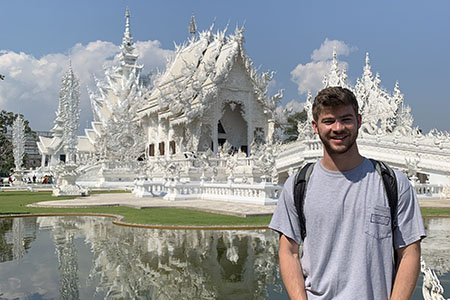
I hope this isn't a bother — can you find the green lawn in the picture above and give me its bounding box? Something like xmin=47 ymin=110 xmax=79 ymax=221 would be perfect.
xmin=420 ymin=207 xmax=450 ymax=217
xmin=0 ymin=191 xmax=272 ymax=226
xmin=0 ymin=191 xmax=448 ymax=227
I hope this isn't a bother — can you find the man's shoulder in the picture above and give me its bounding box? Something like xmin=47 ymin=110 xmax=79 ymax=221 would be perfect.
xmin=392 ymin=168 xmax=413 ymax=194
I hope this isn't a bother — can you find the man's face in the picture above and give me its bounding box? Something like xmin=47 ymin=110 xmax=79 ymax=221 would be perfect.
xmin=312 ymin=105 xmax=361 ymax=155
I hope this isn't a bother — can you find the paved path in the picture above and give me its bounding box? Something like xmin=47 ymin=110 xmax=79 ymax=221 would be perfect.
xmin=29 ymin=192 xmax=450 ymax=217
xmin=418 ymin=198 xmax=450 ymax=209
xmin=29 ymin=193 xmax=276 ymax=217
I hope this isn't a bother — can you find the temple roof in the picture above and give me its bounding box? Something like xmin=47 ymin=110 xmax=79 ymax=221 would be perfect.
xmin=137 ymin=24 xmax=277 ymax=121
xmin=77 ymin=136 xmax=95 ymax=152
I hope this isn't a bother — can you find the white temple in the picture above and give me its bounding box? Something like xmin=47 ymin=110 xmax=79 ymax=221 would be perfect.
xmin=35 ymin=9 xmax=450 ymax=202
xmin=36 ymin=10 xmax=283 ymax=197
xmin=137 ymin=21 xmax=280 ymax=157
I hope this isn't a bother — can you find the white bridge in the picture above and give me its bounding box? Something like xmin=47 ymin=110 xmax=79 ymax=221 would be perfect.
xmin=276 ymin=133 xmax=450 ymax=199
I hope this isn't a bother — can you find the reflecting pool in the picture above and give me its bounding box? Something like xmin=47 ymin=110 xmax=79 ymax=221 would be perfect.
xmin=0 ymin=216 xmax=448 ymax=299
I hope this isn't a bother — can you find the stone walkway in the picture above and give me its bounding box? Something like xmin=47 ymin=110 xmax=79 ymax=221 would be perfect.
xmin=29 ymin=193 xmax=276 ymax=217
xmin=28 ymin=192 xmax=450 ymax=217
xmin=418 ymin=198 xmax=450 ymax=209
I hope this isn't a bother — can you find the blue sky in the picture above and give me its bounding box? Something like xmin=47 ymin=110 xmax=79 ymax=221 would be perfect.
xmin=1 ymin=0 xmax=449 ymax=132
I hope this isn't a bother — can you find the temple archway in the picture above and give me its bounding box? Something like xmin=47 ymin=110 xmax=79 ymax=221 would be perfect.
xmin=218 ymin=102 xmax=248 ymax=154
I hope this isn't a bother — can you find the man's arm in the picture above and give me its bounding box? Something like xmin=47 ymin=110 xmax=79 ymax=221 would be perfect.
xmin=279 ymin=234 xmax=308 ymax=300
xmin=390 ymin=240 xmax=421 ymax=300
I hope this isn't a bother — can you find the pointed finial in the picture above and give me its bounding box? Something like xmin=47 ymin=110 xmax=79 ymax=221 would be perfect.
xmin=365 ymin=52 xmax=370 ymax=65
xmin=332 ymin=47 xmax=337 ymax=59
xmin=208 ymin=17 xmax=216 ymax=33
xmin=224 ymin=21 xmax=230 ymax=34
xmin=189 ymin=13 xmax=197 ymax=37
xmin=234 ymin=22 xmax=245 ymax=42
xmin=67 ymin=59 xmax=74 ymax=78
xmin=394 ymin=80 xmax=401 ymax=94
xmin=125 ymin=7 xmax=131 ymax=36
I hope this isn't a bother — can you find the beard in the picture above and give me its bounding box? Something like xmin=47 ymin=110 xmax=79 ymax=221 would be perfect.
xmin=317 ymin=130 xmax=358 ymax=155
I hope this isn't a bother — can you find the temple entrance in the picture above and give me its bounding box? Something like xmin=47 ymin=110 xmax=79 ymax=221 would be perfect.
xmin=218 ymin=102 xmax=248 ymax=155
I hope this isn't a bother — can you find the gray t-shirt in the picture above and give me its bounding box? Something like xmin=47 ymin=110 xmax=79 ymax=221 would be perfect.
xmin=269 ymin=158 xmax=426 ymax=300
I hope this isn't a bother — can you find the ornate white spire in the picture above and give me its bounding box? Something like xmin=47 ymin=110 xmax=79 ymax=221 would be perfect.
xmin=189 ymin=13 xmax=197 ymax=38
xmin=59 ymin=63 xmax=81 ymax=163
xmin=12 ymin=115 xmax=26 ymax=171
xmin=119 ymin=8 xmax=138 ymax=67
xmin=363 ymin=52 xmax=372 ymax=79
xmin=323 ymin=47 xmax=349 ymax=89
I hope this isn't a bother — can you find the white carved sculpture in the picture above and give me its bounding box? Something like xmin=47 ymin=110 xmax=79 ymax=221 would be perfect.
xmin=405 ymin=154 xmax=421 ymax=179
xmin=52 ymin=66 xmax=87 ymax=196
xmin=12 ymin=115 xmax=26 ymax=184
xmin=86 ymin=8 xmax=147 ymax=162
xmin=60 ymin=63 xmax=80 ymax=164
xmin=297 ymin=91 xmax=316 ymax=141
xmin=421 ymin=258 xmax=449 ymax=300
xmin=322 ymin=47 xmax=350 ymax=90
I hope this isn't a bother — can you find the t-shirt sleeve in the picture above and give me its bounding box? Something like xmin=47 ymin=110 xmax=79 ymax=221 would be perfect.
xmin=393 ymin=170 xmax=426 ymax=249
xmin=269 ymin=175 xmax=302 ymax=245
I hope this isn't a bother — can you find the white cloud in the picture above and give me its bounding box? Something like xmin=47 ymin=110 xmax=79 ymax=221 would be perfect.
xmin=290 ymin=39 xmax=355 ymax=97
xmin=291 ymin=60 xmax=331 ymax=96
xmin=135 ymin=40 xmax=173 ymax=72
xmin=0 ymin=40 xmax=173 ymax=132
xmin=311 ymin=38 xmax=357 ymax=61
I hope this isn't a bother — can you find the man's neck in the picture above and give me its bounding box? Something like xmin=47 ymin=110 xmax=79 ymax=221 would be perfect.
xmin=321 ymin=146 xmax=364 ymax=172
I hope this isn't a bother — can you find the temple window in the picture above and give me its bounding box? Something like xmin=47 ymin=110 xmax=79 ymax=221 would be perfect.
xmin=159 ymin=142 xmax=165 ymax=155
xmin=169 ymin=140 xmax=176 ymax=154
xmin=149 ymin=144 xmax=155 ymax=156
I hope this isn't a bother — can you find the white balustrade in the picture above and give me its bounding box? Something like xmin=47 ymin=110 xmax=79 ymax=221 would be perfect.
xmin=414 ymin=183 xmax=445 ymax=199
xmin=133 ymin=179 xmax=282 ymax=205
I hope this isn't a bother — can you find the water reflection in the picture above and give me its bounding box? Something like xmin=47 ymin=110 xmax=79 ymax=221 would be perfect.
xmin=0 ymin=216 xmax=281 ymax=299
xmin=0 ymin=216 xmax=448 ymax=299
xmin=422 ymin=217 xmax=450 ymax=274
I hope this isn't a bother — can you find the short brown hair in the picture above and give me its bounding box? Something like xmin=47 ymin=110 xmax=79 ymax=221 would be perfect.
xmin=312 ymin=87 xmax=359 ymax=122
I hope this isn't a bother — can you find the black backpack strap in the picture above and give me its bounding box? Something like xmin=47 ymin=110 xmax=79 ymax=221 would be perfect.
xmin=369 ymin=158 xmax=399 ymax=268
xmin=369 ymin=159 xmax=398 ymax=229
xmin=294 ymin=162 xmax=315 ymax=241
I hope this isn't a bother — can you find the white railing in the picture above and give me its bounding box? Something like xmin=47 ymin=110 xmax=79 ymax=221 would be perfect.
xmin=414 ymin=183 xmax=445 ymax=199
xmin=133 ymin=179 xmax=282 ymax=206
xmin=132 ymin=180 xmax=167 ymax=197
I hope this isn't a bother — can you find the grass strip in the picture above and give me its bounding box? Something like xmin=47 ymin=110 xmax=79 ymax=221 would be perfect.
xmin=421 ymin=207 xmax=450 ymax=217
xmin=1 ymin=192 xmax=448 ymax=226
xmin=0 ymin=191 xmax=272 ymax=226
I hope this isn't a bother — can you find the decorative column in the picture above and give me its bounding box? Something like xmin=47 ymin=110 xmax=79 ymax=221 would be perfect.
xmin=52 ymin=64 xmax=87 ymax=197
xmin=12 ymin=115 xmax=26 ymax=185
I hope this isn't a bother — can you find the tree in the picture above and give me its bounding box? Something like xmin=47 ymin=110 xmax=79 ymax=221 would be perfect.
xmin=0 ymin=110 xmax=34 ymax=175
xmin=283 ymin=110 xmax=307 ymax=143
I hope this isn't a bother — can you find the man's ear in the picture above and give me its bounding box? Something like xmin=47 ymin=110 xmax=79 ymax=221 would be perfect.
xmin=312 ymin=119 xmax=319 ymax=134
xmin=357 ymin=114 xmax=362 ymax=129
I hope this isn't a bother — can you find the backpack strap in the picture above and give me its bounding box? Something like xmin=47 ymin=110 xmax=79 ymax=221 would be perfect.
xmin=369 ymin=158 xmax=399 ymax=268
xmin=294 ymin=162 xmax=315 ymax=241
xmin=369 ymin=159 xmax=398 ymax=229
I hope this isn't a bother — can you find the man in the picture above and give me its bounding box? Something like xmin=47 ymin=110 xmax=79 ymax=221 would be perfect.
xmin=269 ymin=87 xmax=425 ymax=300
